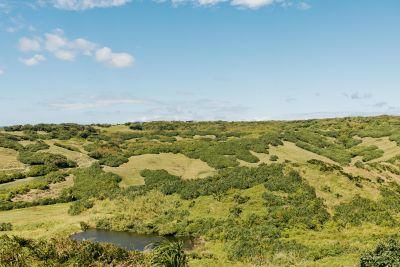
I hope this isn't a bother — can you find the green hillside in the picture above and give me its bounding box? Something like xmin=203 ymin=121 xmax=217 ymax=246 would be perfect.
xmin=2 ymin=116 xmax=400 ymax=266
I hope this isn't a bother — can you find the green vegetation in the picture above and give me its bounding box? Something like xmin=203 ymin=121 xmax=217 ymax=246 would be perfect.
xmin=1 ymin=117 xmax=400 ymax=266
xmin=360 ymin=238 xmax=400 ymax=267
xmin=151 ymin=241 xmax=188 ymax=267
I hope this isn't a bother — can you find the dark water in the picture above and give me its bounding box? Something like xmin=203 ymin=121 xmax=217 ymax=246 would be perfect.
xmin=70 ymin=229 xmax=193 ymax=251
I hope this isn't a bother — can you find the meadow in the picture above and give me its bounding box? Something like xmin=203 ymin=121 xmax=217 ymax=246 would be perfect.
xmin=1 ymin=117 xmax=400 ymax=266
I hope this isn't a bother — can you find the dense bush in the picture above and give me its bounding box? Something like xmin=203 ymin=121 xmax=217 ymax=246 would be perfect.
xmin=0 ymin=172 xmax=26 ymax=184
xmin=18 ymin=151 xmax=77 ymax=169
xmin=85 ymin=142 xmax=129 ymax=167
xmin=150 ymin=241 xmax=188 ymax=267
xmin=0 ymin=235 xmax=141 ymax=266
xmin=263 ymin=171 xmax=330 ymax=229
xmin=68 ymin=199 xmax=94 ymax=215
xmin=334 ymin=195 xmax=396 ymax=226
xmin=127 ymin=164 xmax=286 ymax=200
xmin=283 ymin=129 xmax=352 ymax=164
xmin=360 ymin=238 xmax=400 ymax=267
xmin=65 ymin=163 xmax=121 ymax=202
xmin=0 ymin=222 xmax=12 ymax=231
xmin=4 ymin=123 xmax=99 ymax=140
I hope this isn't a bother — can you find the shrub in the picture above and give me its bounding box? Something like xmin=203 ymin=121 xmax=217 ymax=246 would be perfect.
xmin=270 ymin=155 xmax=279 ymax=161
xmin=68 ymin=199 xmax=94 ymax=215
xmin=334 ymin=195 xmax=396 ymax=226
xmin=150 ymin=241 xmax=188 ymax=267
xmin=360 ymin=238 xmax=400 ymax=267
xmin=0 ymin=222 xmax=12 ymax=231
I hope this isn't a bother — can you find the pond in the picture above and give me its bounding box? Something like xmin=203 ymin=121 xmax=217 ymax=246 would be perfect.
xmin=70 ymin=229 xmax=194 ymax=251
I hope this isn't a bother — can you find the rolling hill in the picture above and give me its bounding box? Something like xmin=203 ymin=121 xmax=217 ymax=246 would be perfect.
xmin=1 ymin=116 xmax=400 ymax=266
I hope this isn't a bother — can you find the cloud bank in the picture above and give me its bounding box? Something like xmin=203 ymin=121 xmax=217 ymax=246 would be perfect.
xmin=18 ymin=29 xmax=134 ymax=68
xmin=48 ymin=0 xmax=310 ymax=10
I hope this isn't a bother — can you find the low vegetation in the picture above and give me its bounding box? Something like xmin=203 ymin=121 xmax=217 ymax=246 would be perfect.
xmin=1 ymin=117 xmax=400 ymax=266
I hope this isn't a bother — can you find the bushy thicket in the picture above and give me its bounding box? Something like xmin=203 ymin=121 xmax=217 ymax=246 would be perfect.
xmin=129 ymin=164 xmax=286 ymax=200
xmin=263 ymin=171 xmax=330 ymax=229
xmin=64 ymin=164 xmax=122 ymax=214
xmin=333 ymin=195 xmax=396 ymax=226
xmin=84 ymin=142 xmax=129 ymax=167
xmin=360 ymin=238 xmax=400 ymax=267
xmin=349 ymin=145 xmax=384 ymax=162
xmin=4 ymin=123 xmax=99 ymax=140
xmin=283 ymin=129 xmax=353 ymax=164
xmin=18 ymin=151 xmax=77 ymax=178
xmin=0 ymin=235 xmax=143 ymax=266
xmin=125 ymin=134 xmax=282 ymax=169
xmin=0 ymin=222 xmax=12 ymax=231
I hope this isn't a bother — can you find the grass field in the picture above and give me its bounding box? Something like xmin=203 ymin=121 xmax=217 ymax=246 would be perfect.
xmin=361 ymin=137 xmax=400 ymax=162
xmin=240 ymin=141 xmax=336 ymax=167
xmin=12 ymin=175 xmax=74 ymax=202
xmin=104 ymin=153 xmax=216 ymax=187
xmin=0 ymin=147 xmax=26 ymax=172
xmin=44 ymin=141 xmax=95 ymax=167
xmin=0 ymin=203 xmax=87 ymax=239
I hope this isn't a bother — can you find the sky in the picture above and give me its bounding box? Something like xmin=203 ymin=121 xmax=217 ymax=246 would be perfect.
xmin=0 ymin=0 xmax=399 ymax=125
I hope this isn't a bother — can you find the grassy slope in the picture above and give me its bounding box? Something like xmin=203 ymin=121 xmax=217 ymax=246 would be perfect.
xmin=104 ymin=153 xmax=216 ymax=187
xmin=2 ymin=119 xmax=400 ymax=266
xmin=0 ymin=203 xmax=88 ymax=239
xmin=0 ymin=147 xmax=26 ymax=171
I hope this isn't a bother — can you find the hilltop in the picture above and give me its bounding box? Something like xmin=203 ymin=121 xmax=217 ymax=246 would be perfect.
xmin=1 ymin=116 xmax=400 ymax=266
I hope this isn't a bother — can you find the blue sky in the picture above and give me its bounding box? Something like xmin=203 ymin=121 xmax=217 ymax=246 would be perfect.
xmin=0 ymin=0 xmax=399 ymax=125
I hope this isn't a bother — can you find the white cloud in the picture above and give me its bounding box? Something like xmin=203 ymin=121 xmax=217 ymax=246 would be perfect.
xmin=18 ymin=37 xmax=41 ymax=52
xmin=54 ymin=50 xmax=75 ymax=61
xmin=0 ymin=68 xmax=4 ymax=75
xmin=19 ymin=30 xmax=134 ymax=67
xmin=161 ymin=0 xmax=310 ymax=9
xmin=45 ymin=32 xmax=68 ymax=52
xmin=18 ymin=29 xmax=134 ymax=68
xmin=44 ymin=30 xmax=99 ymax=61
xmin=52 ymin=0 xmax=131 ymax=10
xmin=71 ymin=38 xmax=97 ymax=55
xmin=51 ymin=98 xmax=144 ymax=110
xmin=231 ymin=0 xmax=274 ymax=9
xmin=297 ymin=1 xmax=311 ymax=10
xmin=20 ymin=54 xmax=46 ymax=66
xmin=171 ymin=0 xmax=227 ymax=6
xmin=96 ymin=47 xmax=134 ymax=68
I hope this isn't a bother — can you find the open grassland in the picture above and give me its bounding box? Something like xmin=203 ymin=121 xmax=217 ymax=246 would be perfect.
xmin=361 ymin=137 xmax=400 ymax=162
xmin=240 ymin=141 xmax=336 ymax=167
xmin=12 ymin=175 xmax=74 ymax=202
xmin=0 ymin=147 xmax=26 ymax=171
xmin=44 ymin=140 xmax=95 ymax=167
xmin=104 ymin=153 xmax=216 ymax=187
xmin=0 ymin=203 xmax=87 ymax=239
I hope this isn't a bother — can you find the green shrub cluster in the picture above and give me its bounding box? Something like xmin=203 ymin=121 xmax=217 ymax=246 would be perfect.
xmin=85 ymin=142 xmax=129 ymax=167
xmin=62 ymin=164 xmax=121 ymax=214
xmin=0 ymin=235 xmax=142 ymax=266
xmin=350 ymin=145 xmax=384 ymax=162
xmin=129 ymin=164 xmax=286 ymax=200
xmin=0 ymin=222 xmax=12 ymax=231
xmin=4 ymin=123 xmax=99 ymax=140
xmin=360 ymin=238 xmax=400 ymax=267
xmin=283 ymin=129 xmax=352 ymax=164
xmin=333 ymin=195 xmax=396 ymax=226
xmin=263 ymin=171 xmax=330 ymax=229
